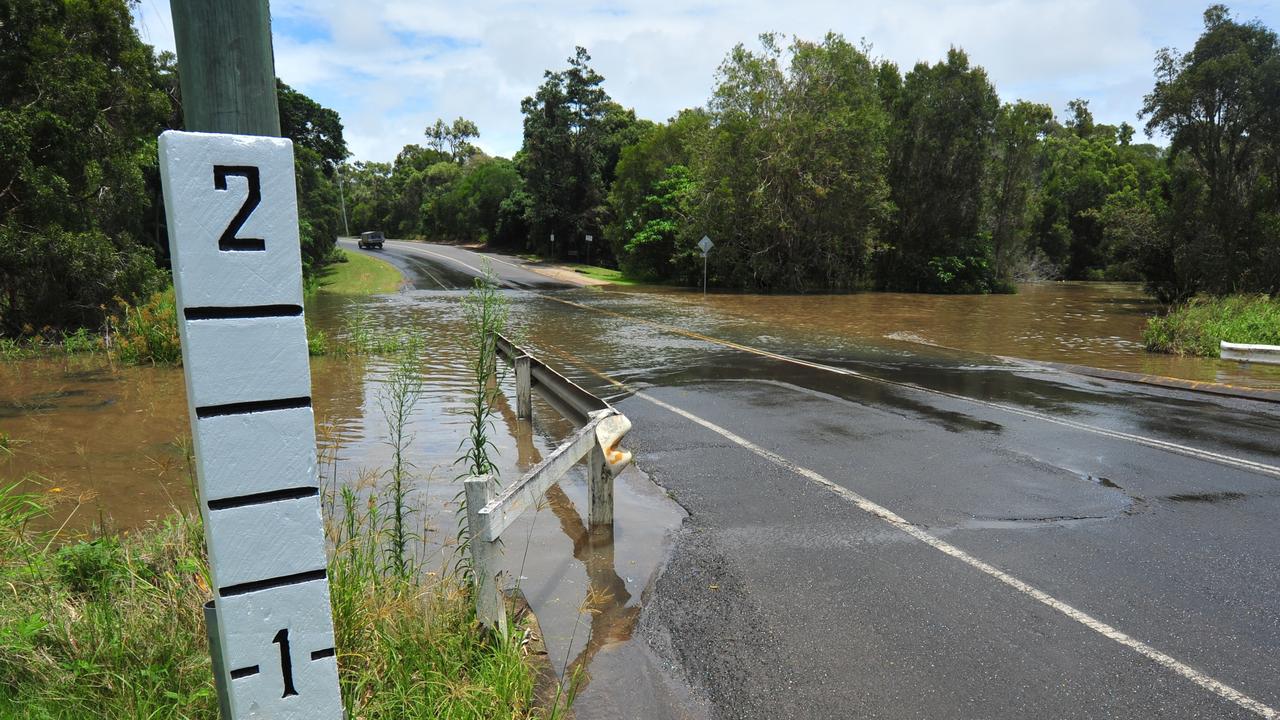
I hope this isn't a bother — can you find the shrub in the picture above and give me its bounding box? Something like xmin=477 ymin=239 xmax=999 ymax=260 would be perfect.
xmin=109 ymin=289 xmax=182 ymax=365
xmin=1143 ymin=294 xmax=1280 ymax=356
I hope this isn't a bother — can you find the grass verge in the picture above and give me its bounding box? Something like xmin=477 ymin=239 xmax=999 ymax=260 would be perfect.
xmin=1143 ymin=294 xmax=1280 ymax=357
xmin=0 ymin=480 xmax=558 ymax=719
xmin=561 ymin=263 xmax=639 ymax=286
xmin=317 ymin=249 xmax=405 ymax=295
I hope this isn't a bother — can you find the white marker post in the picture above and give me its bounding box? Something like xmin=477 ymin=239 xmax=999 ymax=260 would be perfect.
xmin=159 ymin=130 xmax=342 ymax=719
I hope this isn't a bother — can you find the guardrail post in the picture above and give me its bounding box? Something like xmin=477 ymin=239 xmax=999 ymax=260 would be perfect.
xmin=588 ymin=442 xmax=614 ymax=528
xmin=464 ymin=475 xmax=504 ymax=631
xmin=515 ymin=354 xmax=532 ymax=419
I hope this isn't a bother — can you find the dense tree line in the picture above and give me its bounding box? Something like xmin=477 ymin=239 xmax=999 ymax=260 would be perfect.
xmin=5 ymin=2 xmax=1276 ymax=338
xmin=1 ymin=0 xmax=348 ymax=337
xmin=353 ymin=5 xmax=1277 ymax=301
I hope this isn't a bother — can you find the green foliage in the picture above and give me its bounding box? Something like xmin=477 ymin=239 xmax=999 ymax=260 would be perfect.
xmin=1140 ymin=4 xmax=1280 ymax=299
xmin=109 ymin=288 xmax=181 ymax=365
xmin=1143 ymin=294 xmax=1280 ymax=356
xmin=877 ymin=48 xmax=1000 ymax=292
xmin=0 ymin=480 xmax=552 ymax=719
xmin=0 ymin=0 xmax=170 ymax=336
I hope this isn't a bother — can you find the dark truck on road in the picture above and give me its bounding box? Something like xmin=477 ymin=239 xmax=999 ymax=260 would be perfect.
xmin=358 ymin=231 xmax=385 ymax=249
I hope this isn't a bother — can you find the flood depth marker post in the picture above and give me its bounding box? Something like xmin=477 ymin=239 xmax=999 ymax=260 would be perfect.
xmin=161 ymin=131 xmax=342 ymax=719
xmin=165 ymin=2 xmax=341 ymax=717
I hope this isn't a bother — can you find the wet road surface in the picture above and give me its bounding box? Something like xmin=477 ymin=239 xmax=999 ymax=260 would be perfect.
xmin=359 ymin=240 xmax=1280 ymax=719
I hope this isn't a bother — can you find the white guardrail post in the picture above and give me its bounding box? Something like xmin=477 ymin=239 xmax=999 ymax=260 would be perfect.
xmin=464 ymin=475 xmax=505 ymax=633
xmin=515 ymin=354 xmax=532 ymax=419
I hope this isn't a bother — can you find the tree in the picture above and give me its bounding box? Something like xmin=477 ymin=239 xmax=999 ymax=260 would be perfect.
xmin=1141 ymin=4 xmax=1280 ymax=297
xmin=606 ymin=109 xmax=710 ymax=278
xmin=700 ymin=33 xmax=892 ymax=291
xmin=518 ymin=47 xmax=629 ymax=259
xmin=425 ymin=117 xmax=480 ymax=164
xmin=879 ymin=48 xmax=1001 ymax=292
xmin=278 ymin=80 xmax=347 ymax=168
xmin=277 ymin=81 xmax=349 ymax=270
xmin=984 ymin=101 xmax=1053 ymax=276
xmin=0 ymin=0 xmax=170 ymax=335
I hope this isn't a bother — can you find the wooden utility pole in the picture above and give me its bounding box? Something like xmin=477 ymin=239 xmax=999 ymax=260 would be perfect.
xmin=170 ymin=0 xmax=281 ymax=136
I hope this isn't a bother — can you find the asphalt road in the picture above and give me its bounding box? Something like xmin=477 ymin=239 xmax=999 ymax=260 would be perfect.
xmin=353 ymin=239 xmax=1280 ymax=720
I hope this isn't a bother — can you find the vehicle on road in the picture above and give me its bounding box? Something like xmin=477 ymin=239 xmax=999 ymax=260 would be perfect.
xmin=358 ymin=231 xmax=385 ymax=249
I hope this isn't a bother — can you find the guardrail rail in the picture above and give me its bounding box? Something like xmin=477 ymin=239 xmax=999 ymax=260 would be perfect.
xmin=1221 ymin=341 xmax=1280 ymax=366
xmin=465 ymin=334 xmax=632 ymax=628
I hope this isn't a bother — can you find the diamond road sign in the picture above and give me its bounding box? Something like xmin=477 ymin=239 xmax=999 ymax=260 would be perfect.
xmin=698 ymin=235 xmax=714 ymax=254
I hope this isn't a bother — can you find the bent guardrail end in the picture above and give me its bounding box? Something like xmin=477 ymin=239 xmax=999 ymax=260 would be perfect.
xmin=592 ymin=409 xmax=633 ymax=473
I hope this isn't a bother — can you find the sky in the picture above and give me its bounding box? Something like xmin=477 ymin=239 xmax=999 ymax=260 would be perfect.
xmin=130 ymin=0 xmax=1279 ymax=163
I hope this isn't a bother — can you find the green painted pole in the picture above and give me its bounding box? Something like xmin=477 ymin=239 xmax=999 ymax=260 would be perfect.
xmin=170 ymin=0 xmax=281 ymax=136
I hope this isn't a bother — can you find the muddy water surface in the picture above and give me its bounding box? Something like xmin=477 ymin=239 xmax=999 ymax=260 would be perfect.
xmin=0 ymin=287 xmax=689 ymax=712
xmin=624 ymin=281 xmax=1280 ymax=390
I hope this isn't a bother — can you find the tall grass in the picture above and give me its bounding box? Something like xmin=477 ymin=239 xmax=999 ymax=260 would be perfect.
xmin=1143 ymin=294 xmax=1280 ymax=357
xmin=455 ymin=263 xmax=510 ymax=577
xmin=0 ymin=468 xmax=555 ymax=718
xmin=109 ymin=289 xmax=182 ymax=365
xmin=375 ymin=336 xmax=426 ymax=579
xmin=458 ymin=262 xmax=509 ymax=480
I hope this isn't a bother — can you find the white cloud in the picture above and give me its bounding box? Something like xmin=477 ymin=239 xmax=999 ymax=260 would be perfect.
xmin=131 ymin=1 xmax=1277 ymax=162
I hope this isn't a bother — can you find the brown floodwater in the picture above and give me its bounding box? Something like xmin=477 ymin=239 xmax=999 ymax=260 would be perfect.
xmin=618 ymin=281 xmax=1280 ymax=390
xmin=0 ymin=287 xmax=687 ymax=706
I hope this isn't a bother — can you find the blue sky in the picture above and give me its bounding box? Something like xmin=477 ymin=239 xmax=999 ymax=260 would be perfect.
xmin=131 ymin=1 xmax=1279 ymax=163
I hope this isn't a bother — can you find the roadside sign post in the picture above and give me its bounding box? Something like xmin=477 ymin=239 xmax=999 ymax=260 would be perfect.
xmin=585 ymin=234 xmax=593 ymax=265
xmin=160 ymin=131 xmax=342 ymax=719
xmin=698 ymin=235 xmax=714 ymax=298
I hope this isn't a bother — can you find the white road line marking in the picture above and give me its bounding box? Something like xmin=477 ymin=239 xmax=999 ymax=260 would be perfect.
xmin=636 ymin=391 xmax=1278 ymax=719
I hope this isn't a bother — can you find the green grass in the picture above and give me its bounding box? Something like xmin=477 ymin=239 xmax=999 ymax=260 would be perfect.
xmin=0 ymin=480 xmax=560 ymax=719
xmin=317 ymin=249 xmax=405 ymax=295
xmin=562 ymin=263 xmax=640 ymax=286
xmin=1143 ymin=294 xmax=1280 ymax=357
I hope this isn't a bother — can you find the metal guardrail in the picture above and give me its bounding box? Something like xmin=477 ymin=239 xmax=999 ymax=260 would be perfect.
xmin=465 ymin=334 xmax=632 ymax=628
xmin=1221 ymin=341 xmax=1280 ymax=366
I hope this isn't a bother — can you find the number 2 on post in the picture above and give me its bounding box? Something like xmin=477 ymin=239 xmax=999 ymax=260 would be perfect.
xmin=213 ymin=165 xmax=265 ymax=251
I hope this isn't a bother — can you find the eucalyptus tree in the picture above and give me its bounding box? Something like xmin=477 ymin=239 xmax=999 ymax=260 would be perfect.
xmin=879 ymin=48 xmax=1001 ymax=293
xmin=1141 ymin=4 xmax=1280 ymax=297
xmin=700 ymin=33 xmax=892 ymax=291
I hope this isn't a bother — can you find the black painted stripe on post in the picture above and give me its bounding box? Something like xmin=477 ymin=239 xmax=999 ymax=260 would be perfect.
xmin=207 ymin=486 xmax=318 ymax=511
xmin=310 ymin=647 xmax=336 ymax=661
xmin=229 ymin=665 xmax=260 ymax=679
xmin=218 ymin=569 xmax=327 ymax=598
xmin=196 ymin=396 xmax=311 ymax=419
xmin=184 ymin=305 xmax=302 ymax=320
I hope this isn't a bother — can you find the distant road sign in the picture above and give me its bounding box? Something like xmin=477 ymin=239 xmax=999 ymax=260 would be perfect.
xmin=699 ymin=235 xmax=714 ymax=254
xmin=586 ymin=234 xmax=594 ymax=243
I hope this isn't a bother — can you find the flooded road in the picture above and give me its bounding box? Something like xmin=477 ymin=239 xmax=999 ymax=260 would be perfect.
xmin=5 ymin=240 xmax=1280 ymax=719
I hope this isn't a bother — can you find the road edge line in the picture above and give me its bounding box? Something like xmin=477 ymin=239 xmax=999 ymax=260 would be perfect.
xmin=635 ymin=390 xmax=1278 ymax=720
